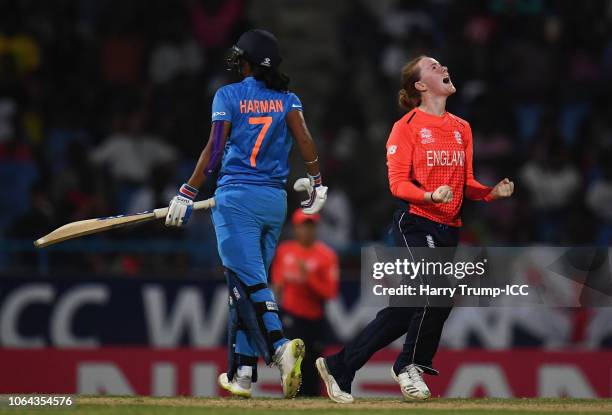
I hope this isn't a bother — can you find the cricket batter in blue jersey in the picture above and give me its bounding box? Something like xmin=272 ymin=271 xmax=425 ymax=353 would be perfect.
xmin=164 ymin=29 xmax=328 ymax=399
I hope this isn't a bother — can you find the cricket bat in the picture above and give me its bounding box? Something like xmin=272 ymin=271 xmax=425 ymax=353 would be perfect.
xmin=33 ymin=198 xmax=215 ymax=248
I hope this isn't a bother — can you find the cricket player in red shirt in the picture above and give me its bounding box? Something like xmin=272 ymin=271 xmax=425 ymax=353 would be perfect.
xmin=317 ymin=56 xmax=514 ymax=403
xmin=272 ymin=209 xmax=339 ymax=396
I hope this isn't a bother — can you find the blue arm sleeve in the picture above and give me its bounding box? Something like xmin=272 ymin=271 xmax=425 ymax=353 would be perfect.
xmin=204 ymin=121 xmax=226 ymax=176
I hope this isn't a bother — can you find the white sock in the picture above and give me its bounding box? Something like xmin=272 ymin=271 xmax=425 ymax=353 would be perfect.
xmin=237 ymin=365 xmax=252 ymax=378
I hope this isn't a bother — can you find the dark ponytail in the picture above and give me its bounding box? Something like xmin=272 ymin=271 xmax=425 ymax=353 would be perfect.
xmin=251 ymin=64 xmax=290 ymax=92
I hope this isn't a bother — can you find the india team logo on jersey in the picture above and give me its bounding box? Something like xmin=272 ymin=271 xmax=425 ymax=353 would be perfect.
xmin=420 ymin=128 xmax=434 ymax=144
xmin=454 ymin=130 xmax=463 ymax=144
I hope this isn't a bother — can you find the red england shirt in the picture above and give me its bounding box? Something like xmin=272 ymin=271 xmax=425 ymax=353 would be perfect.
xmin=271 ymin=241 xmax=339 ymax=320
xmin=386 ymin=108 xmax=493 ymax=226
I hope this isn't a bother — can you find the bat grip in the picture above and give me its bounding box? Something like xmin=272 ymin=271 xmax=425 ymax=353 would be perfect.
xmin=194 ymin=198 xmax=215 ymax=210
xmin=153 ymin=207 xmax=169 ymax=219
xmin=153 ymin=198 xmax=215 ymax=219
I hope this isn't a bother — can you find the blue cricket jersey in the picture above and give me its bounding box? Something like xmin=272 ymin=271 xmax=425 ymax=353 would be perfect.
xmin=211 ymin=76 xmax=303 ymax=188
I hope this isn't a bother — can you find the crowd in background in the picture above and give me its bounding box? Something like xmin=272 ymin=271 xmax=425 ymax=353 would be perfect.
xmin=1 ymin=0 xmax=612 ymax=276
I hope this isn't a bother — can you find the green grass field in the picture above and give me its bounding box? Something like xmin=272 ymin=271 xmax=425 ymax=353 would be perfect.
xmin=1 ymin=397 xmax=612 ymax=415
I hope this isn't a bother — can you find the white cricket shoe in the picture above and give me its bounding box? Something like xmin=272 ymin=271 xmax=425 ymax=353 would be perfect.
xmin=391 ymin=364 xmax=431 ymax=400
xmin=218 ymin=372 xmax=252 ymax=398
xmin=315 ymin=357 xmax=354 ymax=404
xmin=273 ymin=338 xmax=305 ymax=398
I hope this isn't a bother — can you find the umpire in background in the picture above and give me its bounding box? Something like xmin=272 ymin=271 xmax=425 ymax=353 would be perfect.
xmin=272 ymin=209 xmax=339 ymax=396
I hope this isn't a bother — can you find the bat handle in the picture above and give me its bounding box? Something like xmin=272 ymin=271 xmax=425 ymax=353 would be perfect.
xmin=153 ymin=197 xmax=215 ymax=219
xmin=194 ymin=198 xmax=215 ymax=210
xmin=153 ymin=207 xmax=169 ymax=219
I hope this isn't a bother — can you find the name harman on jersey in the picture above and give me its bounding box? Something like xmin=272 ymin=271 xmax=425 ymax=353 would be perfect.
xmin=240 ymin=99 xmax=285 ymax=114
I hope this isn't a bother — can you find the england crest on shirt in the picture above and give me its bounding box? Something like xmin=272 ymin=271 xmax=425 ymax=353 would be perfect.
xmin=454 ymin=130 xmax=463 ymax=144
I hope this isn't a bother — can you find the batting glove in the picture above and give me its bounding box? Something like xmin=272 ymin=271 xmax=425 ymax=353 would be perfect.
xmin=165 ymin=183 xmax=198 ymax=227
xmin=294 ymin=173 xmax=328 ymax=215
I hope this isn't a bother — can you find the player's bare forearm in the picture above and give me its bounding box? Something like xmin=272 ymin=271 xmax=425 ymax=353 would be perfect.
xmin=187 ymin=121 xmax=231 ymax=190
xmin=287 ymin=110 xmax=320 ymax=176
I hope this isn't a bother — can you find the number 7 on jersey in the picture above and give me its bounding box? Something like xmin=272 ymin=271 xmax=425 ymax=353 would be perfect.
xmin=249 ymin=116 xmax=272 ymax=167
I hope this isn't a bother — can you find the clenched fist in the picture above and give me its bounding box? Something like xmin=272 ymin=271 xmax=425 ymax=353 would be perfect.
xmin=428 ymin=185 xmax=453 ymax=203
xmin=489 ymin=178 xmax=514 ymax=200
